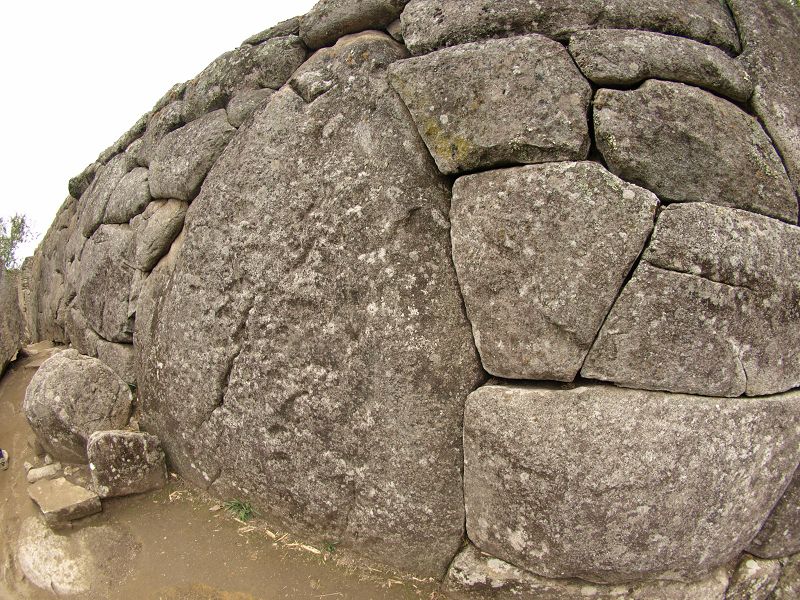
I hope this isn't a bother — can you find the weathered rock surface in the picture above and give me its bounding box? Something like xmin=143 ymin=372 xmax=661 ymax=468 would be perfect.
xmin=94 ymin=338 xmax=136 ymax=385
xmin=97 ymin=113 xmax=149 ymax=164
xmin=242 ymin=16 xmax=301 ymax=46
xmin=771 ymin=554 xmax=800 ymax=599
xmin=63 ymin=306 xmax=100 ymax=357
xmin=594 ymin=80 xmax=796 ymax=223
xmin=138 ymin=101 xmax=185 ymax=168
xmin=446 ymin=544 xmax=730 ymax=600
xmin=68 ymin=162 xmax=100 ymax=199
xmin=28 ymin=477 xmax=102 ymax=527
xmin=26 ymin=463 xmax=63 ymax=484
xmin=24 ymin=350 xmax=133 ymax=463
xmin=226 ymin=88 xmax=275 ymax=128
xmin=389 ymin=35 xmax=591 ymax=174
xmin=726 ymin=554 xmax=781 ymax=600
xmin=182 ymin=37 xmax=306 ymax=122
xmin=463 ymin=383 xmax=800 ymax=584
xmin=138 ymin=31 xmax=482 ymax=578
xmin=148 ymin=109 xmax=236 ymax=201
xmin=87 ymin=430 xmax=167 ymax=498
xmin=568 ymin=30 xmax=753 ymax=102
xmin=0 ymin=264 xmax=26 ymax=373
xmin=728 ymin=0 xmax=800 ymax=197
xmin=300 ymin=0 xmax=408 ymax=49
xmin=130 ymin=199 xmax=188 ymax=272
xmin=451 ymin=162 xmax=657 ymax=381
xmin=400 ymin=0 xmax=741 ymax=56
xmin=748 ymin=467 xmax=800 ymax=559
xmin=16 ymin=517 xmax=139 ymax=596
xmin=583 ymin=202 xmax=800 ymax=397
xmin=78 ymin=152 xmax=137 ymax=237
xmin=76 ymin=224 xmax=136 ymax=343
xmin=102 ymin=167 xmax=152 ymax=224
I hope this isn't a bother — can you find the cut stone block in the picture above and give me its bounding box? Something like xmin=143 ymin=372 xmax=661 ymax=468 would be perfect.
xmin=87 ymin=430 xmax=167 ymax=498
xmin=26 ymin=463 xmax=62 ymax=484
xmin=28 ymin=477 xmax=102 ymax=528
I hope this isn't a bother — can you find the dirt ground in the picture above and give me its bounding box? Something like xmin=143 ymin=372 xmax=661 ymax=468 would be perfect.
xmin=0 ymin=344 xmax=443 ymax=600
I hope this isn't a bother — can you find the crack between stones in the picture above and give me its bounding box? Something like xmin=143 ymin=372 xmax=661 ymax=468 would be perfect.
xmin=648 ymin=262 xmax=757 ymax=293
xmin=722 ymin=0 xmax=746 ymax=59
xmin=215 ymin=294 xmax=256 ymax=414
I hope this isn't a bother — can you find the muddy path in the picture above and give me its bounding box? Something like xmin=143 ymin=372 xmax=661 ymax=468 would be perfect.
xmin=0 ymin=345 xmax=442 ymax=600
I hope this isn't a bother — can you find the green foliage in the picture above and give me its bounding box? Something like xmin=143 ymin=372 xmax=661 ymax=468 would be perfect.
xmin=786 ymin=0 xmax=799 ymax=7
xmin=0 ymin=214 xmax=33 ymax=269
xmin=224 ymin=499 xmax=255 ymax=522
xmin=322 ymin=541 xmax=338 ymax=553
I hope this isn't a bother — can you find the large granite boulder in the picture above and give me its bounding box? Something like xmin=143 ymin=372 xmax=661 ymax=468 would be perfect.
xmin=583 ymin=202 xmax=800 ymax=397
xmin=130 ymin=199 xmax=188 ymax=272
xmin=389 ymin=34 xmax=591 ymax=174
xmin=463 ymin=383 xmax=800 ymax=584
xmin=87 ymin=430 xmax=167 ymax=498
xmin=300 ymin=0 xmax=408 ymax=49
xmin=594 ymin=80 xmax=796 ymax=223
xmin=138 ymin=31 xmax=482 ymax=578
xmin=400 ymin=0 xmax=741 ymax=56
xmin=102 ymin=167 xmax=152 ymax=224
xmin=77 ymin=152 xmax=137 ymax=237
xmin=24 ymin=350 xmax=133 ymax=463
xmin=451 ymin=162 xmax=657 ymax=381
xmin=0 ymin=262 xmax=26 ymax=373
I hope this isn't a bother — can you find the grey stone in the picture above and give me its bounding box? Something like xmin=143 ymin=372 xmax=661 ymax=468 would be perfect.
xmin=26 ymin=463 xmax=63 ymax=484
xmin=446 ymin=544 xmax=729 ymax=600
xmin=386 ymin=19 xmax=403 ymax=42
xmin=568 ymin=29 xmax=753 ymax=103
xmin=130 ymin=199 xmax=188 ymax=272
xmin=28 ymin=433 xmax=45 ymax=458
xmin=226 ymin=88 xmax=275 ymax=128
xmin=137 ymin=101 xmax=185 ymax=168
xmin=463 ymin=383 xmax=800 ymax=584
xmin=401 ymin=0 xmax=740 ymax=56
xmin=64 ymin=306 xmax=100 ymax=357
xmin=594 ymin=80 xmax=796 ymax=223
xmin=583 ymin=202 xmax=800 ymax=397
xmin=102 ymin=167 xmax=152 ymax=224
xmin=771 ymin=554 xmax=800 ymax=599
xmin=148 ymin=109 xmax=236 ymax=201
xmin=451 ymin=162 xmax=657 ymax=381
xmin=24 ymin=349 xmax=133 ymax=463
xmin=94 ymin=339 xmax=136 ymax=385
xmin=728 ymin=0 xmax=800 ymax=198
xmin=749 ymin=467 xmax=800 ymax=559
xmin=78 ymin=152 xmax=138 ymax=237
xmin=300 ymin=0 xmax=408 ymax=49
xmin=68 ymin=162 xmax=100 ymax=199
xmin=726 ymin=554 xmax=781 ymax=600
xmin=87 ymin=430 xmax=167 ymax=498
xmin=151 ymin=81 xmax=186 ymax=114
xmin=96 ymin=113 xmax=149 ymax=164
xmin=182 ymin=36 xmax=306 ymax=122
xmin=138 ymin=32 xmax=482 ymax=578
xmin=242 ymin=16 xmax=301 ymax=46
xmin=28 ymin=477 xmax=102 ymax=527
xmin=0 ymin=264 xmax=26 ymax=373
xmin=76 ymin=224 xmax=136 ymax=343
xmin=389 ymin=35 xmax=591 ymax=174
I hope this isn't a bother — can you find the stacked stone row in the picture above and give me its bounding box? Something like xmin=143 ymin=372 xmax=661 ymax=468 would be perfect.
xmin=18 ymin=0 xmax=800 ymax=597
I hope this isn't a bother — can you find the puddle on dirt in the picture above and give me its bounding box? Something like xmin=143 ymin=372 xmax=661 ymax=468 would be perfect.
xmin=0 ymin=345 xmax=444 ymax=600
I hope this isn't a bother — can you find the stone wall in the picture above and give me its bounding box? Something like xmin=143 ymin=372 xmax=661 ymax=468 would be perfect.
xmin=0 ymin=261 xmax=26 ymax=374
xmin=20 ymin=0 xmax=800 ymax=595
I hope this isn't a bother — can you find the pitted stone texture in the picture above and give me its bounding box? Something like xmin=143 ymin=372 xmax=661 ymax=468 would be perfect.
xmin=28 ymin=478 xmax=101 ymax=527
xmin=64 ymin=306 xmax=100 ymax=358
xmin=76 ymin=224 xmax=136 ymax=343
xmin=87 ymin=430 xmax=167 ymax=498
xmin=726 ymin=554 xmax=781 ymax=600
xmin=182 ymin=37 xmax=306 ymax=122
xmin=24 ymin=350 xmax=133 ymax=463
xmin=227 ymin=89 xmax=275 ymax=128
xmin=583 ymin=203 xmax=800 ymax=397
xmin=569 ymin=30 xmax=753 ymax=102
xmin=78 ymin=153 xmax=137 ymax=237
xmin=102 ymin=167 xmax=152 ymax=224
xmin=771 ymin=554 xmax=800 ymax=600
xmin=748 ymin=467 xmax=800 ymax=559
xmin=130 ymin=199 xmax=188 ymax=272
xmin=389 ymin=35 xmax=591 ymax=174
xmin=728 ymin=0 xmax=800 ymax=197
xmin=300 ymin=0 xmax=408 ymax=49
xmin=0 ymin=265 xmax=26 ymax=373
xmin=446 ymin=544 xmax=730 ymax=600
xmin=138 ymin=101 xmax=185 ymax=168
xmin=97 ymin=113 xmax=149 ymax=164
xmin=148 ymin=110 xmax=235 ymax=202
xmin=463 ymin=383 xmax=800 ymax=584
xmin=594 ymin=81 xmax=796 ymax=223
xmin=451 ymin=162 xmax=657 ymax=381
xmin=94 ymin=339 xmax=136 ymax=385
xmin=138 ymin=32 xmax=482 ymax=578
xmin=400 ymin=0 xmax=740 ymax=56
xmin=68 ymin=162 xmax=100 ymax=199
xmin=243 ymin=16 xmax=301 ymax=46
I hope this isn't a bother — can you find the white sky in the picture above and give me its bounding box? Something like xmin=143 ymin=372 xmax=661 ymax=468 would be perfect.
xmin=0 ymin=0 xmax=317 ymax=260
